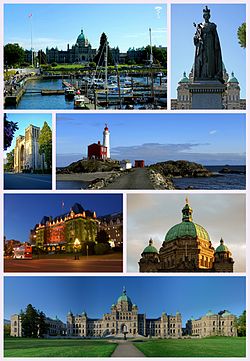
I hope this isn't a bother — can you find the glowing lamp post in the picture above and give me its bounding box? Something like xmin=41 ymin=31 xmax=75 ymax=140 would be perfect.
xmin=73 ymin=238 xmax=81 ymax=260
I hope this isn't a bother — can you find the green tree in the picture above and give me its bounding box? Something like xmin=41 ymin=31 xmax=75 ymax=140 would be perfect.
xmin=94 ymin=33 xmax=113 ymax=66
xmin=4 ymin=43 xmax=25 ymax=67
xmin=38 ymin=122 xmax=52 ymax=171
xmin=38 ymin=311 xmax=49 ymax=337
xmin=37 ymin=50 xmax=47 ymax=65
xmin=21 ymin=304 xmax=39 ymax=338
xmin=96 ymin=229 xmax=110 ymax=244
xmin=4 ymin=113 xmax=18 ymax=150
xmin=235 ymin=310 xmax=246 ymax=336
xmin=4 ymin=324 xmax=11 ymax=337
xmin=237 ymin=23 xmax=246 ymax=48
xmin=4 ymin=149 xmax=14 ymax=172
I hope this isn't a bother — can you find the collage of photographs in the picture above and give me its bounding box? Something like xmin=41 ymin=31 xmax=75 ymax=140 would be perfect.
xmin=0 ymin=0 xmax=248 ymax=359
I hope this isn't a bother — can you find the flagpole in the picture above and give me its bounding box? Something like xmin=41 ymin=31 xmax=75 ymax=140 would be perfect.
xmin=29 ymin=14 xmax=33 ymax=67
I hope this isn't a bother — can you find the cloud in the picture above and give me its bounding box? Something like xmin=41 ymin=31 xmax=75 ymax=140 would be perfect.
xmin=209 ymin=130 xmax=217 ymax=135
xmin=110 ymin=142 xmax=245 ymax=165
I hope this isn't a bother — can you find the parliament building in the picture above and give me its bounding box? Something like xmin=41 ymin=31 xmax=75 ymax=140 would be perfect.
xmin=171 ymin=67 xmax=246 ymax=110
xmin=67 ymin=287 xmax=182 ymax=338
xmin=10 ymin=288 xmax=237 ymax=339
xmin=139 ymin=199 xmax=234 ymax=272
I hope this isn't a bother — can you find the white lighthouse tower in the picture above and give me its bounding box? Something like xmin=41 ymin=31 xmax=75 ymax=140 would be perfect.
xmin=103 ymin=124 xmax=110 ymax=159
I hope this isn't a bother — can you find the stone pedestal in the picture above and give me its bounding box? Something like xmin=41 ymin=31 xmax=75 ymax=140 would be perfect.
xmin=189 ymin=81 xmax=226 ymax=109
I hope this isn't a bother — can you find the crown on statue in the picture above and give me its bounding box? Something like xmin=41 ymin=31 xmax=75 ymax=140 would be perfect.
xmin=203 ymin=6 xmax=210 ymax=15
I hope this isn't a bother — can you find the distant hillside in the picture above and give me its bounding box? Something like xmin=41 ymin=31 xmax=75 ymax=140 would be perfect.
xmin=149 ymin=160 xmax=212 ymax=178
xmin=4 ymin=319 xmax=11 ymax=325
xmin=57 ymin=159 xmax=121 ymax=174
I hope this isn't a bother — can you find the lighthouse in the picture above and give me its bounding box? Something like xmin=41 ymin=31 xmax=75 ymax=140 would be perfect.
xmin=103 ymin=124 xmax=110 ymax=159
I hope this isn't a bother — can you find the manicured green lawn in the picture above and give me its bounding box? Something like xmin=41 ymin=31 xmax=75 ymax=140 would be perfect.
xmin=4 ymin=338 xmax=117 ymax=357
xmin=133 ymin=337 xmax=246 ymax=357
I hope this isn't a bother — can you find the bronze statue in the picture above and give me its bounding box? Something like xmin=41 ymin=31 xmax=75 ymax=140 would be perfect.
xmin=193 ymin=6 xmax=224 ymax=83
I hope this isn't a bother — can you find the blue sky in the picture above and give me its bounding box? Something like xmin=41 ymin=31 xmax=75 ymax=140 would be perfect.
xmin=4 ymin=276 xmax=245 ymax=324
xmin=4 ymin=194 xmax=122 ymax=243
xmin=4 ymin=113 xmax=52 ymax=157
xmin=171 ymin=4 xmax=246 ymax=98
xmin=56 ymin=113 xmax=245 ymax=166
xmin=4 ymin=4 xmax=167 ymax=53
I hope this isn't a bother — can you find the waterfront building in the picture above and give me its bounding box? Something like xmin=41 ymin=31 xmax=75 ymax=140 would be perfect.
xmin=88 ymin=124 xmax=110 ymax=160
xmin=139 ymin=198 xmax=234 ymax=272
xmin=10 ymin=314 xmax=66 ymax=337
xmin=67 ymin=287 xmax=182 ymax=338
xmin=13 ymin=124 xmax=47 ymax=173
xmin=172 ymin=68 xmax=246 ymax=110
xmin=30 ymin=202 xmax=98 ymax=252
xmin=98 ymin=212 xmax=123 ymax=248
xmin=185 ymin=310 xmax=237 ymax=337
xmin=46 ymin=29 xmax=96 ymax=64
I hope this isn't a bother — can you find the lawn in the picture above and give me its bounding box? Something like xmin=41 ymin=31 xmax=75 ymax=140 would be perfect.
xmin=4 ymin=338 xmax=117 ymax=357
xmin=133 ymin=337 xmax=246 ymax=357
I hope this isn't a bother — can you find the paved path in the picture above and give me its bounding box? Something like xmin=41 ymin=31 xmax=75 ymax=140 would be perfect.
xmin=4 ymin=253 xmax=122 ymax=273
xmin=103 ymin=168 xmax=154 ymax=190
xmin=4 ymin=173 xmax=52 ymax=190
xmin=111 ymin=342 xmax=144 ymax=357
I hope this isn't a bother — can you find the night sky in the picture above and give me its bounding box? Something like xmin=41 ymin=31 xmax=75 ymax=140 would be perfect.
xmin=4 ymin=194 xmax=122 ymax=243
xmin=4 ymin=276 xmax=246 ymax=325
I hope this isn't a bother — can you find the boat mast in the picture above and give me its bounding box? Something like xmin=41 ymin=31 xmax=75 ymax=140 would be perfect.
xmin=105 ymin=40 xmax=108 ymax=90
xmin=149 ymin=28 xmax=153 ymax=66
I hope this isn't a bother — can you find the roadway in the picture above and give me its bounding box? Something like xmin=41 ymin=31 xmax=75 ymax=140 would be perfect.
xmin=4 ymin=173 xmax=52 ymax=190
xmin=4 ymin=253 xmax=123 ymax=273
xmin=103 ymin=168 xmax=154 ymax=190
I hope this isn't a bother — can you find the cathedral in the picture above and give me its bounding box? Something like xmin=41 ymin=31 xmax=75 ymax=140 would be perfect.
xmin=14 ymin=124 xmax=47 ymax=173
xmin=139 ymin=198 xmax=234 ymax=272
xmin=171 ymin=67 xmax=246 ymax=110
xmin=67 ymin=287 xmax=182 ymax=338
xmin=46 ymin=29 xmax=96 ymax=64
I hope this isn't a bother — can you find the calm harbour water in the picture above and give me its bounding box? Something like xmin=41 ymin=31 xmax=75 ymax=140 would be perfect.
xmin=173 ymin=166 xmax=246 ymax=190
xmin=7 ymin=77 xmax=164 ymax=110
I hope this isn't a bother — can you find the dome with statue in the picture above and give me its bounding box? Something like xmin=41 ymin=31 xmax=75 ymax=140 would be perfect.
xmin=164 ymin=198 xmax=210 ymax=243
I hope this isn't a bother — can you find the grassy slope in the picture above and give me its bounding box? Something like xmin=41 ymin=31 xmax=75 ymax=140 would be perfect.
xmin=133 ymin=337 xmax=246 ymax=357
xmin=4 ymin=338 xmax=117 ymax=357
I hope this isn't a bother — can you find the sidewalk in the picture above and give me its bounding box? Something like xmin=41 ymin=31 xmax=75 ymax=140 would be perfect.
xmin=111 ymin=341 xmax=144 ymax=357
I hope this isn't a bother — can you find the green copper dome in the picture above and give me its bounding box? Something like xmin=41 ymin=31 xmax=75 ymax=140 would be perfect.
xmin=216 ymin=238 xmax=229 ymax=253
xmin=222 ymin=311 xmax=232 ymax=317
xmin=117 ymin=287 xmax=132 ymax=305
xmin=205 ymin=310 xmax=214 ymax=317
xmin=143 ymin=238 xmax=158 ymax=254
xmin=165 ymin=198 xmax=210 ymax=243
xmin=228 ymin=72 xmax=239 ymax=83
xmin=77 ymin=29 xmax=85 ymax=43
xmin=179 ymin=71 xmax=190 ymax=83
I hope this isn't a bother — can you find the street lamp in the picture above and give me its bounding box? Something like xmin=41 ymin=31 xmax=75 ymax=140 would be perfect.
xmin=73 ymin=238 xmax=81 ymax=260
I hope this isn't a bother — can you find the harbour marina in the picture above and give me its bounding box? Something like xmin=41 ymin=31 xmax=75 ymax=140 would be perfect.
xmin=4 ymin=71 xmax=167 ymax=110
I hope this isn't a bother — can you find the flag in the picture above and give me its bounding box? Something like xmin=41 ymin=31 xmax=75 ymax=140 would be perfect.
xmin=62 ymin=201 xmax=65 ymax=208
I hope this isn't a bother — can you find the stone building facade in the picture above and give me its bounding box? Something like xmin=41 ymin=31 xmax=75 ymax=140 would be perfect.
xmin=46 ymin=29 xmax=96 ymax=64
xmin=30 ymin=203 xmax=123 ymax=252
xmin=30 ymin=203 xmax=98 ymax=252
xmin=10 ymin=314 xmax=66 ymax=337
xmin=171 ymin=68 xmax=246 ymax=110
xmin=99 ymin=212 xmax=123 ymax=248
xmin=186 ymin=310 xmax=237 ymax=337
xmin=13 ymin=124 xmax=45 ymax=173
xmin=139 ymin=199 xmax=234 ymax=272
xmin=67 ymin=287 xmax=182 ymax=338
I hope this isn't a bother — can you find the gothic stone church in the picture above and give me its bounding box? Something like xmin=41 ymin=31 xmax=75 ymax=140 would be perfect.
xmin=139 ymin=199 xmax=234 ymax=272
xmin=67 ymin=288 xmax=182 ymax=338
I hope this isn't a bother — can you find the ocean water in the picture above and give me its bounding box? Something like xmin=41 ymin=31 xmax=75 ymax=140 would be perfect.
xmin=173 ymin=166 xmax=246 ymax=190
